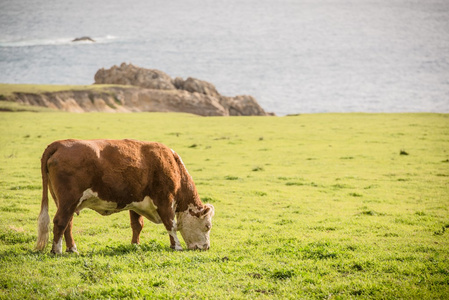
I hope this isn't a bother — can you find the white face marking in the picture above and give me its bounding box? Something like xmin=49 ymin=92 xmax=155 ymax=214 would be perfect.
xmin=187 ymin=204 xmax=200 ymax=213
xmin=176 ymin=204 xmax=214 ymax=250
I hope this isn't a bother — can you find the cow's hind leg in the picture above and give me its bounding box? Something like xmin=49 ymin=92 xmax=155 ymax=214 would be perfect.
xmin=64 ymin=217 xmax=78 ymax=253
xmin=130 ymin=210 xmax=144 ymax=244
xmin=52 ymin=205 xmax=76 ymax=254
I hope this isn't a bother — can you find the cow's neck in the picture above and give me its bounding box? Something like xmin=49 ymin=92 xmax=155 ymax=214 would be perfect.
xmin=175 ymin=162 xmax=203 ymax=213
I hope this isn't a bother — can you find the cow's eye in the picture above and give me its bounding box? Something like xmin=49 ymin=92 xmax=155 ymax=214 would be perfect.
xmin=205 ymin=224 xmax=211 ymax=231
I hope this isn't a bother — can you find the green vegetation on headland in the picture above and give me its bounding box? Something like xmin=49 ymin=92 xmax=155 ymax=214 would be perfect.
xmin=0 ymin=112 xmax=448 ymax=299
xmin=0 ymin=83 xmax=123 ymax=97
xmin=0 ymin=83 xmax=127 ymax=112
xmin=0 ymin=82 xmax=269 ymax=115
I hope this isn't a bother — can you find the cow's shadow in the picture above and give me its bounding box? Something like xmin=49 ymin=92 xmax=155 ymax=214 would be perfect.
xmin=91 ymin=241 xmax=171 ymax=256
xmin=0 ymin=240 xmax=173 ymax=258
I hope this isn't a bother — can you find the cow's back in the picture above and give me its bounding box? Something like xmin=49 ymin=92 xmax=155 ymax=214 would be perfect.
xmin=45 ymin=139 xmax=181 ymax=207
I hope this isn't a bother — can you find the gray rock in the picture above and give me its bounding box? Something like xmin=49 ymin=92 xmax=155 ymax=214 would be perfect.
xmin=95 ymin=63 xmax=176 ymax=90
xmin=72 ymin=36 xmax=95 ymax=42
xmin=94 ymin=63 xmax=272 ymax=116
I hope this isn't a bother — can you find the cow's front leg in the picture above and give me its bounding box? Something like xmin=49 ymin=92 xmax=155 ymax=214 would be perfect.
xmin=168 ymin=226 xmax=182 ymax=251
xmin=157 ymin=205 xmax=182 ymax=251
xmin=130 ymin=210 xmax=144 ymax=244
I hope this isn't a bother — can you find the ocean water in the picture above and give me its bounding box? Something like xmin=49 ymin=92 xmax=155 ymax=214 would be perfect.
xmin=1 ymin=0 xmax=448 ymax=115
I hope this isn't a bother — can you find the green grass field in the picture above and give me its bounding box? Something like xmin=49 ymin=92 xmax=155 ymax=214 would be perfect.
xmin=0 ymin=112 xmax=448 ymax=299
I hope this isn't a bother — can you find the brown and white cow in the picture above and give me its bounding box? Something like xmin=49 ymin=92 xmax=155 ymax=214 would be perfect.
xmin=35 ymin=139 xmax=214 ymax=253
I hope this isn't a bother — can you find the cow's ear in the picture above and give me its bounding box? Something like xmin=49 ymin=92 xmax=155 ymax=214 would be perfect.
xmin=201 ymin=204 xmax=214 ymax=218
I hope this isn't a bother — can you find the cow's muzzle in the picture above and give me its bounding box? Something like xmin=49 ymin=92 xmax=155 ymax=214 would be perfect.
xmin=191 ymin=244 xmax=210 ymax=251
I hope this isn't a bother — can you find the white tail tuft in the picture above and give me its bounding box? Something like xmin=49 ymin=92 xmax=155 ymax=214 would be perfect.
xmin=35 ymin=204 xmax=50 ymax=251
xmin=37 ymin=142 xmax=57 ymax=252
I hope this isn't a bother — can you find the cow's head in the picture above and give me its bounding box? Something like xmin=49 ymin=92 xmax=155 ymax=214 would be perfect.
xmin=177 ymin=204 xmax=214 ymax=250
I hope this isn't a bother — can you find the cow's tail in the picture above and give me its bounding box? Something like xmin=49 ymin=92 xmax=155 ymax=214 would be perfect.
xmin=35 ymin=143 xmax=58 ymax=251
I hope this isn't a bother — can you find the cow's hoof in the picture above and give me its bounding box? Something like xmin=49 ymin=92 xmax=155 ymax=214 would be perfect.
xmin=170 ymin=245 xmax=183 ymax=251
xmin=66 ymin=246 xmax=79 ymax=254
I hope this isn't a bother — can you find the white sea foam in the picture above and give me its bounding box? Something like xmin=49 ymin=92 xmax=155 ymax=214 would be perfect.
xmin=0 ymin=35 xmax=118 ymax=47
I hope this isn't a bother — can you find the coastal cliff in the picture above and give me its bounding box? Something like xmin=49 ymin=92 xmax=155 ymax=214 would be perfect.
xmin=6 ymin=63 xmax=272 ymax=116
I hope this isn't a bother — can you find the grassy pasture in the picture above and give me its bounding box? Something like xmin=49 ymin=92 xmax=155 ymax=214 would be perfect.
xmin=0 ymin=112 xmax=448 ymax=299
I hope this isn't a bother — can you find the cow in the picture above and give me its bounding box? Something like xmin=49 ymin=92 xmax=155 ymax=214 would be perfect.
xmin=35 ymin=139 xmax=214 ymax=254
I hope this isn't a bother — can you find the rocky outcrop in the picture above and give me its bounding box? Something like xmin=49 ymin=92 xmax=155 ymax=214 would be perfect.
xmin=94 ymin=63 xmax=272 ymax=116
xmin=11 ymin=90 xmax=123 ymax=113
xmin=95 ymin=64 xmax=175 ymax=90
xmin=72 ymin=36 xmax=95 ymax=42
xmin=174 ymin=77 xmax=220 ymax=97
xmin=6 ymin=63 xmax=272 ymax=116
xmin=220 ymin=95 xmax=268 ymax=116
xmin=10 ymin=87 xmax=228 ymax=116
xmin=112 ymin=87 xmax=228 ymax=116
